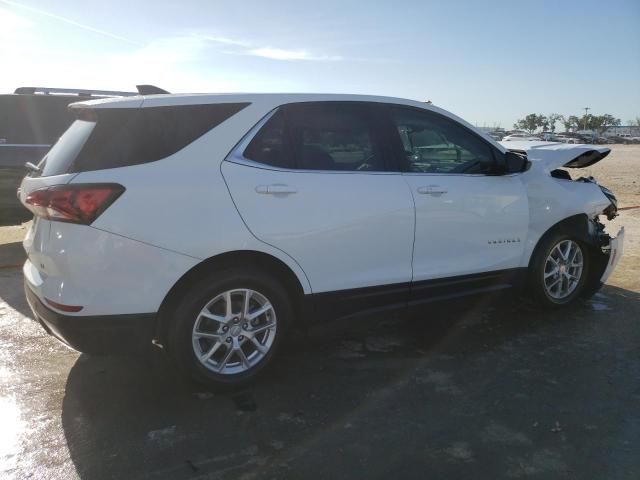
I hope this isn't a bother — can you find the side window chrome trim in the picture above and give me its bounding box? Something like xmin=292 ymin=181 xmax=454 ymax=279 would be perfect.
xmin=224 ymin=106 xmax=397 ymax=175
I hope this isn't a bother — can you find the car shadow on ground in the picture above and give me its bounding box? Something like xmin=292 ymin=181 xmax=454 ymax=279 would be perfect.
xmin=0 ymin=241 xmax=25 ymax=266
xmin=59 ymin=286 xmax=640 ymax=480
xmin=0 ymin=243 xmax=30 ymax=318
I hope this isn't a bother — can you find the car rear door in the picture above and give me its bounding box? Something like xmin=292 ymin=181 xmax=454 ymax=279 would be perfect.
xmin=222 ymin=102 xmax=415 ymax=317
xmin=383 ymin=105 xmax=529 ymax=302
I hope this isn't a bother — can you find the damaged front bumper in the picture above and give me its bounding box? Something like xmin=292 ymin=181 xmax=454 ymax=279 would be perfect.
xmin=581 ymin=184 xmax=623 ymax=297
xmin=600 ymin=227 xmax=625 ymax=284
xmin=588 ymin=179 xmax=624 ymax=283
xmin=580 ymin=217 xmax=624 ymax=299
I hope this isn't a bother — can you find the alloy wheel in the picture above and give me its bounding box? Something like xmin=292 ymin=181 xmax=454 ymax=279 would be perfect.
xmin=543 ymin=240 xmax=584 ymax=300
xmin=191 ymin=288 xmax=277 ymax=375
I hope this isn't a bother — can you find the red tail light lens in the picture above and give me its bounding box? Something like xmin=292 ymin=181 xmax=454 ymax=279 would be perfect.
xmin=24 ymin=184 xmax=125 ymax=224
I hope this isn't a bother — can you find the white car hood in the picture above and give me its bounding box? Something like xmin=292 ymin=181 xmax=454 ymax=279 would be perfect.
xmin=499 ymin=141 xmax=611 ymax=171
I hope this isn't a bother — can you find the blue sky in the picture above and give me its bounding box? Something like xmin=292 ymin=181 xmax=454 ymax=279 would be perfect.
xmin=1 ymin=0 xmax=638 ymax=127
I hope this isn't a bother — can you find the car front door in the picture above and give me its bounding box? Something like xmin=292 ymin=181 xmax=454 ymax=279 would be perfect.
xmin=384 ymin=105 xmax=529 ymax=302
xmin=222 ymin=102 xmax=415 ymax=318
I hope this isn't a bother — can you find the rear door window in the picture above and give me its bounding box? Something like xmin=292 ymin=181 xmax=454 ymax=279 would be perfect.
xmin=36 ymin=103 xmax=249 ymax=177
xmin=284 ymin=103 xmax=385 ymax=171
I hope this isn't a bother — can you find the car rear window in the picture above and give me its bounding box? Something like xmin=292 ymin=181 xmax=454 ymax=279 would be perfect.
xmin=36 ymin=103 xmax=249 ymax=177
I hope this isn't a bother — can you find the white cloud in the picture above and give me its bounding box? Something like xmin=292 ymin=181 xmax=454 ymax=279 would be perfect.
xmin=0 ymin=0 xmax=141 ymax=45
xmin=198 ymin=35 xmax=251 ymax=48
xmin=247 ymin=47 xmax=342 ymax=62
xmin=200 ymin=33 xmax=342 ymax=62
xmin=108 ymin=36 xmax=206 ymax=68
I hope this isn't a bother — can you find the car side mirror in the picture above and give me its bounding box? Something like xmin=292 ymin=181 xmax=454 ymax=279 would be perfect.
xmin=502 ymin=151 xmax=530 ymax=174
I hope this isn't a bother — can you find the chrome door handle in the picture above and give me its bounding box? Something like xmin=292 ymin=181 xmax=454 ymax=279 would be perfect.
xmin=256 ymin=184 xmax=298 ymax=195
xmin=417 ymin=185 xmax=448 ymax=195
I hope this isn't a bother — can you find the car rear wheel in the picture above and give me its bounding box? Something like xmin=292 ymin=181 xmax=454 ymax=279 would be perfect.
xmin=167 ymin=268 xmax=292 ymax=388
xmin=528 ymin=233 xmax=590 ymax=308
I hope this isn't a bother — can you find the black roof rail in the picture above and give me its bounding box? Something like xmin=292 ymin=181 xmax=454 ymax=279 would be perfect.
xmin=13 ymin=87 xmax=138 ymax=97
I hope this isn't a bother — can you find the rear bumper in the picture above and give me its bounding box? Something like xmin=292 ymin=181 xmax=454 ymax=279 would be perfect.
xmin=25 ymin=280 xmax=156 ymax=354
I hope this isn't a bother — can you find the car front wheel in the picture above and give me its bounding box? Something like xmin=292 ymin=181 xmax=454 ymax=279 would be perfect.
xmin=528 ymin=233 xmax=590 ymax=308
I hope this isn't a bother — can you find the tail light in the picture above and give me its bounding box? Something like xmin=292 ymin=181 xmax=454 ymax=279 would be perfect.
xmin=24 ymin=184 xmax=125 ymax=224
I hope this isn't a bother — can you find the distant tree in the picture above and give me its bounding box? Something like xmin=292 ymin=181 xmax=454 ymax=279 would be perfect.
xmin=513 ymin=113 xmax=546 ymax=133
xmin=562 ymin=115 xmax=580 ymax=132
xmin=546 ymin=113 xmax=563 ymax=133
xmin=578 ymin=114 xmax=590 ymax=131
xmin=538 ymin=115 xmax=550 ymax=131
xmin=579 ymin=114 xmax=621 ymax=134
xmin=630 ymin=117 xmax=640 ymax=127
xmin=596 ymin=114 xmax=621 ymax=134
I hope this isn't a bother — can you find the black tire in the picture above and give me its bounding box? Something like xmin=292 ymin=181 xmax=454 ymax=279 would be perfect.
xmin=166 ymin=267 xmax=293 ymax=389
xmin=527 ymin=232 xmax=590 ymax=308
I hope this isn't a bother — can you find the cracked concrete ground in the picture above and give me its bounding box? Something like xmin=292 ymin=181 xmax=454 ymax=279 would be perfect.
xmin=1 ymin=145 xmax=639 ymax=479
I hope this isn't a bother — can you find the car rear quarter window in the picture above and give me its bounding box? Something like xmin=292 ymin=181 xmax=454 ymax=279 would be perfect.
xmin=38 ymin=119 xmax=96 ymax=176
xmin=36 ymin=102 xmax=249 ymax=176
xmin=243 ymin=109 xmax=294 ymax=169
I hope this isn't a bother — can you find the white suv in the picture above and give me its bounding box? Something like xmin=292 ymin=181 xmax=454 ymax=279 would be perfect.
xmin=19 ymin=93 xmax=624 ymax=387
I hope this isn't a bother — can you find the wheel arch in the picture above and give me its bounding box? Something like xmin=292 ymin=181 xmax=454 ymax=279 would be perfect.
xmin=155 ymin=250 xmax=307 ymax=343
xmin=526 ymin=214 xmax=597 ymax=269
xmin=526 ymin=213 xmax=609 ymax=298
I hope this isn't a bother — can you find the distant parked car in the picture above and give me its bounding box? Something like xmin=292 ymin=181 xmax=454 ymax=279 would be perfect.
xmin=607 ymin=135 xmax=635 ymax=145
xmin=540 ymin=132 xmax=556 ymax=141
xmin=545 ymin=135 xmax=566 ymax=142
xmin=555 ymin=136 xmax=577 ymax=144
xmin=487 ymin=131 xmax=505 ymax=141
xmin=0 ymin=86 xmax=144 ymax=226
xmin=555 ymin=133 xmax=591 ymax=144
xmin=578 ymin=134 xmax=610 ymax=145
xmin=502 ymin=133 xmax=541 ymax=142
xmin=619 ymin=134 xmax=640 ymax=144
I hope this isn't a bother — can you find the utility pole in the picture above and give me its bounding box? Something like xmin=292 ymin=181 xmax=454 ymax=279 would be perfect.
xmin=583 ymin=107 xmax=591 ymax=131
